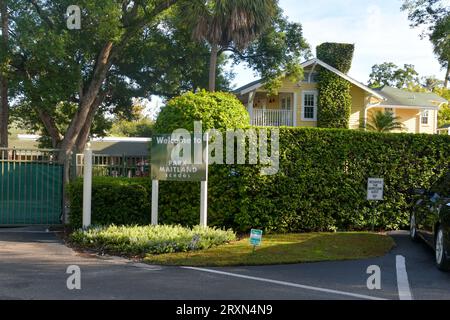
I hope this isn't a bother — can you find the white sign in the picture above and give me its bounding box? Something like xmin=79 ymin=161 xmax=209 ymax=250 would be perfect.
xmin=367 ymin=178 xmax=384 ymax=201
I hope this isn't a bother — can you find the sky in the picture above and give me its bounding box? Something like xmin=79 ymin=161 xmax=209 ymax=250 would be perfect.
xmin=147 ymin=0 xmax=447 ymax=117
xmin=231 ymin=0 xmax=446 ymax=88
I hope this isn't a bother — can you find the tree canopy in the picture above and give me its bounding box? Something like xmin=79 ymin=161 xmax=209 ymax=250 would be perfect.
xmin=368 ymin=63 xmax=420 ymax=89
xmin=401 ymin=0 xmax=450 ymax=87
xmin=6 ymin=0 xmax=234 ymax=154
xmin=3 ymin=0 xmax=308 ymax=154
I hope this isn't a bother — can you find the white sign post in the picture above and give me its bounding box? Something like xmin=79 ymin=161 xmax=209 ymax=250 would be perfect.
xmin=82 ymin=143 xmax=93 ymax=229
xmin=200 ymin=135 xmax=209 ymax=227
xmin=151 ymin=180 xmax=159 ymax=225
xmin=367 ymin=178 xmax=384 ymax=232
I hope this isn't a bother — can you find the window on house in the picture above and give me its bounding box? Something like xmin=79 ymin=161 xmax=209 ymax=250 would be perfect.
xmin=421 ymin=110 xmax=429 ymax=125
xmin=280 ymin=94 xmax=292 ymax=110
xmin=302 ymin=92 xmax=317 ymax=120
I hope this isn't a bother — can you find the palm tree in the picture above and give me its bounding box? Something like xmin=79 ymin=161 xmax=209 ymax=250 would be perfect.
xmin=181 ymin=0 xmax=278 ymax=91
xmin=366 ymin=111 xmax=405 ymax=133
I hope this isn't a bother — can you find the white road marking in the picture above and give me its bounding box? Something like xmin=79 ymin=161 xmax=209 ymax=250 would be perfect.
xmin=396 ymin=255 xmax=413 ymax=300
xmin=182 ymin=266 xmax=387 ymax=300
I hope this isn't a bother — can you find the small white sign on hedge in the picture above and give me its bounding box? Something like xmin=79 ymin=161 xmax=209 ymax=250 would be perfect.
xmin=367 ymin=178 xmax=384 ymax=201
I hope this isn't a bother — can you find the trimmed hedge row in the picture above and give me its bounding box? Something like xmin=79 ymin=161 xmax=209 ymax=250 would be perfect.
xmin=68 ymin=128 xmax=450 ymax=232
xmin=67 ymin=177 xmax=151 ymax=228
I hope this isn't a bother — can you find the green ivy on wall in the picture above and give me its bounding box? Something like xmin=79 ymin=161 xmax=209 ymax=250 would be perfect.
xmin=316 ymin=43 xmax=355 ymax=129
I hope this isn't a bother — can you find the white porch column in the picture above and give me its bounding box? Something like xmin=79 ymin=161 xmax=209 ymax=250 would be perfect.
xmin=293 ymin=92 xmax=298 ymax=127
xmin=247 ymin=91 xmax=256 ymax=125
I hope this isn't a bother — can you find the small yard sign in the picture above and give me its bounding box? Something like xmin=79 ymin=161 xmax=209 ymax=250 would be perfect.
xmin=367 ymin=178 xmax=384 ymax=201
xmin=250 ymin=229 xmax=263 ymax=248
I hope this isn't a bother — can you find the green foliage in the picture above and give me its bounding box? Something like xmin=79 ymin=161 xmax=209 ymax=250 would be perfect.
xmin=109 ymin=118 xmax=154 ymax=137
xmin=315 ymin=43 xmax=354 ymax=128
xmin=237 ymin=10 xmax=310 ymax=95
xmin=430 ymin=14 xmax=450 ymax=84
xmin=368 ymin=62 xmax=420 ymax=89
xmin=153 ymin=91 xmax=250 ymax=133
xmin=439 ymin=105 xmax=450 ymax=128
xmin=69 ymin=225 xmax=236 ymax=256
xmin=317 ymin=71 xmax=352 ymax=128
xmin=68 ymin=128 xmax=450 ymax=233
xmin=366 ymin=111 xmax=406 ymax=132
xmin=67 ymin=177 xmax=151 ymax=228
xmin=401 ymin=0 xmax=449 ymax=85
xmin=316 ymin=43 xmax=355 ymax=74
xmin=8 ymin=0 xmax=233 ymax=148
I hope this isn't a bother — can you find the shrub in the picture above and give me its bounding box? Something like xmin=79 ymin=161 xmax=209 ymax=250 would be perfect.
xmin=316 ymin=42 xmax=354 ymax=128
xmin=153 ymin=90 xmax=250 ymax=133
xmin=69 ymin=225 xmax=236 ymax=256
xmin=317 ymin=71 xmax=352 ymax=128
xmin=316 ymin=42 xmax=355 ymax=74
xmin=67 ymin=128 xmax=450 ymax=233
xmin=67 ymin=177 xmax=151 ymax=228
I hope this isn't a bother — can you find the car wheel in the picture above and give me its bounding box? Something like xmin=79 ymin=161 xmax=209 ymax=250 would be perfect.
xmin=435 ymin=226 xmax=450 ymax=271
xmin=410 ymin=213 xmax=419 ymax=241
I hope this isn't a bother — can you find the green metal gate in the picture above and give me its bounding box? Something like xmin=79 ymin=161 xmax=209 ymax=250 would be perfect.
xmin=0 ymin=149 xmax=64 ymax=226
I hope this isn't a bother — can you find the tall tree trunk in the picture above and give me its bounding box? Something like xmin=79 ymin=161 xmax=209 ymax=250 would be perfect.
xmin=0 ymin=0 xmax=9 ymax=148
xmin=208 ymin=44 xmax=219 ymax=92
xmin=36 ymin=109 xmax=63 ymax=148
xmin=74 ymin=93 xmax=105 ymax=153
xmin=444 ymin=63 xmax=450 ymax=88
xmin=58 ymin=41 xmax=114 ymax=162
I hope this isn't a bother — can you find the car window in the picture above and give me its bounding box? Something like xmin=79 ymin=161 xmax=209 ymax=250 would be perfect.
xmin=430 ymin=172 xmax=450 ymax=197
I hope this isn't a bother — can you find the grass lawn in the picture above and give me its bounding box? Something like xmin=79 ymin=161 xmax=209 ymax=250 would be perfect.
xmin=144 ymin=232 xmax=395 ymax=267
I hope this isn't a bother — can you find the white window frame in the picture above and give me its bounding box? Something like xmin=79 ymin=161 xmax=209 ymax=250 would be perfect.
xmin=301 ymin=90 xmax=318 ymax=121
xmin=279 ymin=93 xmax=293 ymax=110
xmin=421 ymin=110 xmax=429 ymax=126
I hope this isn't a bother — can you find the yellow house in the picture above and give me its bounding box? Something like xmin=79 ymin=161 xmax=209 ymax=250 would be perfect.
xmin=234 ymin=58 xmax=448 ymax=134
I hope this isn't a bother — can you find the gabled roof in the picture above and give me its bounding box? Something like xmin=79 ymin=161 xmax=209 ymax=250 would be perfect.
xmin=374 ymin=86 xmax=448 ymax=109
xmin=234 ymin=58 xmax=385 ymax=100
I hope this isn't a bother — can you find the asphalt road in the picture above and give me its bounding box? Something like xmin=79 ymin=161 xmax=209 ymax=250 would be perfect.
xmin=0 ymin=227 xmax=449 ymax=300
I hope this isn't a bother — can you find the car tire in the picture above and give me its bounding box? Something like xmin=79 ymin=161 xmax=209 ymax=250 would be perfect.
xmin=410 ymin=213 xmax=419 ymax=242
xmin=435 ymin=226 xmax=450 ymax=272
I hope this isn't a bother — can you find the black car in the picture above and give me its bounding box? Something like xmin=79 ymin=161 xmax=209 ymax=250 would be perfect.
xmin=410 ymin=173 xmax=450 ymax=271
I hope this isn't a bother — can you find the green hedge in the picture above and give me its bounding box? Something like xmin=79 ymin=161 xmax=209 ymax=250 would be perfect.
xmin=68 ymin=128 xmax=450 ymax=232
xmin=317 ymin=71 xmax=352 ymax=128
xmin=316 ymin=42 xmax=354 ymax=128
xmin=316 ymin=43 xmax=355 ymax=74
xmin=67 ymin=177 xmax=151 ymax=228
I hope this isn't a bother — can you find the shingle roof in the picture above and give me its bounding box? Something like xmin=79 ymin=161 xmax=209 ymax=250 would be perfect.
xmin=233 ymin=79 xmax=263 ymax=95
xmin=375 ymin=86 xmax=448 ymax=108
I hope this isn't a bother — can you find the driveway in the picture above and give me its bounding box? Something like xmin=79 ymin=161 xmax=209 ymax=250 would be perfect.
xmin=0 ymin=227 xmax=449 ymax=300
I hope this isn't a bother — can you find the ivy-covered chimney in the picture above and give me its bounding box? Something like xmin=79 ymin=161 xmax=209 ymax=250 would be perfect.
xmin=316 ymin=42 xmax=355 ymax=128
xmin=316 ymin=42 xmax=355 ymax=74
